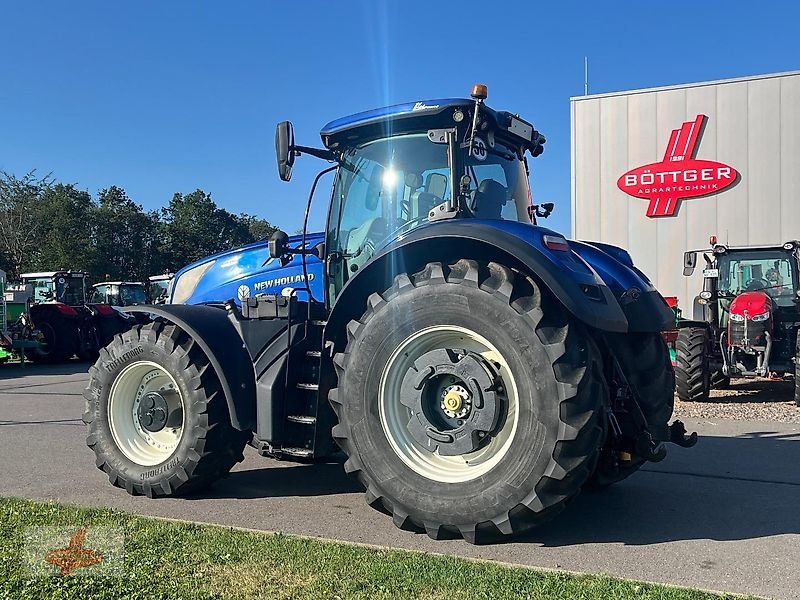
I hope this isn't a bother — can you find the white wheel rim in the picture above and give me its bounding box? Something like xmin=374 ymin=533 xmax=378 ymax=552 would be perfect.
xmin=108 ymin=360 xmax=185 ymax=466
xmin=378 ymin=325 xmax=519 ymax=483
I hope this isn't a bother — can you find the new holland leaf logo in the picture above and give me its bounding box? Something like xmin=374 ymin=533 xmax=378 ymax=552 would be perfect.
xmin=44 ymin=527 xmax=104 ymax=576
xmin=617 ymin=114 xmax=739 ymax=217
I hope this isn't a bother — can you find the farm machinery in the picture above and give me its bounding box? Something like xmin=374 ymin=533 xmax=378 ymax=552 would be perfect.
xmin=147 ymin=273 xmax=174 ymax=304
xmin=90 ymin=281 xmax=149 ymax=307
xmin=676 ymin=238 xmax=800 ymax=404
xmin=14 ymin=271 xmax=129 ymax=363
xmin=83 ymin=85 xmax=694 ymax=543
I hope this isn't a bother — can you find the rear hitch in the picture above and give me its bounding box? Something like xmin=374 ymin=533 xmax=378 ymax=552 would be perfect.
xmin=635 ymin=432 xmax=667 ymax=463
xmin=668 ymin=420 xmax=698 ymax=448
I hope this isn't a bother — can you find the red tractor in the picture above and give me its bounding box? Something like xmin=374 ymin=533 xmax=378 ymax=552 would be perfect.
xmin=676 ymin=238 xmax=800 ymax=404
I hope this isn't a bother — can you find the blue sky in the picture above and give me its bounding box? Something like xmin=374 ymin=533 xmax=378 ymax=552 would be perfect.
xmin=0 ymin=1 xmax=797 ymax=236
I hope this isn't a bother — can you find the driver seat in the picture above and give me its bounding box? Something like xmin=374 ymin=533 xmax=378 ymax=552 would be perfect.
xmin=472 ymin=179 xmax=507 ymax=220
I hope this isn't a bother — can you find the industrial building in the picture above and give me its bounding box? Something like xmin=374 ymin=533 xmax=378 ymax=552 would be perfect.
xmin=571 ymin=70 xmax=800 ymax=309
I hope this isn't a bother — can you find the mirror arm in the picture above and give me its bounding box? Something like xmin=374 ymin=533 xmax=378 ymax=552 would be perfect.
xmin=295 ymin=145 xmax=334 ymax=161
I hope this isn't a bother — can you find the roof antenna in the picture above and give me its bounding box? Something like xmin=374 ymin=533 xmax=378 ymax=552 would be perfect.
xmin=584 ymin=56 xmax=589 ymax=96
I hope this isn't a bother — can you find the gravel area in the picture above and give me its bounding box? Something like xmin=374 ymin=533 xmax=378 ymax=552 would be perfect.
xmin=673 ymin=378 xmax=800 ymax=423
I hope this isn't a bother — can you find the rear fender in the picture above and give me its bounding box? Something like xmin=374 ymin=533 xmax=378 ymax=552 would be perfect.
xmin=569 ymin=241 xmax=674 ymax=332
xmin=326 ymin=221 xmax=631 ymax=354
xmin=121 ymin=305 xmax=256 ymax=431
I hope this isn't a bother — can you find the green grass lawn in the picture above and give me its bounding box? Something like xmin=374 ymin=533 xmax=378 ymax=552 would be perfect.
xmin=0 ymin=497 xmax=743 ymax=600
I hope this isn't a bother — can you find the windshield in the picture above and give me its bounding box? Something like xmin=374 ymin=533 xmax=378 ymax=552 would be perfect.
xmin=29 ymin=278 xmax=56 ymax=304
xmin=717 ymin=251 xmax=797 ymax=306
xmin=27 ymin=276 xmax=85 ymax=305
xmin=327 ymin=133 xmax=532 ymax=297
xmin=466 ymin=140 xmax=530 ymax=222
xmin=149 ymin=280 xmax=169 ymax=302
xmin=121 ymin=285 xmax=147 ymax=305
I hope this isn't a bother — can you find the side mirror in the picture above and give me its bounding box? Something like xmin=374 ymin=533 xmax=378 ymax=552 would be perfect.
xmin=269 ymin=230 xmax=290 ymax=259
xmin=683 ymin=251 xmax=697 ymax=276
xmin=275 ymin=121 xmax=296 ymax=182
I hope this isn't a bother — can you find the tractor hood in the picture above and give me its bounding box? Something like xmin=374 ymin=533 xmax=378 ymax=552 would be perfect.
xmin=169 ymin=233 xmax=324 ymax=305
xmin=729 ymin=291 xmax=773 ymax=319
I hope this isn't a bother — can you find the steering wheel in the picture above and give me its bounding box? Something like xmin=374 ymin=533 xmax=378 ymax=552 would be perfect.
xmin=744 ymin=277 xmax=770 ymax=291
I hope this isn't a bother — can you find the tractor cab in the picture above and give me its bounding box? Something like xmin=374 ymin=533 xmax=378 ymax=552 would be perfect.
xmin=21 ymin=271 xmax=88 ymax=306
xmin=90 ymin=281 xmax=148 ymax=306
xmin=271 ymin=84 xmax=548 ymax=303
xmin=147 ymin=274 xmax=174 ymax=304
xmin=678 ymin=239 xmax=800 ymax=398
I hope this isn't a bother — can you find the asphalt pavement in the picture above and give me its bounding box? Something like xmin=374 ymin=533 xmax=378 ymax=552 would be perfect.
xmin=1 ymin=361 xmax=798 ymax=599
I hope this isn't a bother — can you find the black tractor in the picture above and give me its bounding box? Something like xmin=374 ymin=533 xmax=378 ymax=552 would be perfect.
xmin=18 ymin=271 xmax=129 ymax=363
xmin=676 ymin=238 xmax=800 ymax=404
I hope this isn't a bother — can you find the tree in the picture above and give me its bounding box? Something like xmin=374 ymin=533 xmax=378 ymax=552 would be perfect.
xmin=94 ymin=186 xmax=162 ymax=280
xmin=236 ymin=213 xmax=277 ymax=241
xmin=0 ymin=171 xmax=51 ymax=278
xmin=161 ymin=190 xmax=253 ymax=270
xmin=32 ymin=183 xmax=98 ymax=274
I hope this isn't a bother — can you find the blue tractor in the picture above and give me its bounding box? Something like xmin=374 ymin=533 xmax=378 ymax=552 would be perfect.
xmin=84 ymin=85 xmax=695 ymax=543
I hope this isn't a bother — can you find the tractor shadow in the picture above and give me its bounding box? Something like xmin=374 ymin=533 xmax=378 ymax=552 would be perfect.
xmin=189 ymin=455 xmax=363 ymax=499
xmin=521 ymin=429 xmax=800 ymax=547
xmin=706 ymin=377 xmax=795 ymax=403
xmin=0 ymin=359 xmax=91 ymax=381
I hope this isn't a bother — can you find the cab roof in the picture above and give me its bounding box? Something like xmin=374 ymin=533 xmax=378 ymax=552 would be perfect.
xmin=21 ymin=271 xmax=86 ymax=279
xmin=319 ymin=98 xmax=542 ymax=154
xmin=92 ymin=281 xmax=144 ymax=288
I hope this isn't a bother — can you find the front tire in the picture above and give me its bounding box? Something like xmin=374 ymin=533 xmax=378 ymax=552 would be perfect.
xmin=83 ymin=321 xmax=248 ymax=497
xmin=675 ymin=327 xmax=711 ymax=402
xmin=330 ymin=260 xmax=605 ymax=543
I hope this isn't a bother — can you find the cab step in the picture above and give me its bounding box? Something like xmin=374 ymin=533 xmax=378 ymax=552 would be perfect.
xmin=305 ymin=350 xmax=322 ymax=358
xmin=287 ymin=415 xmax=316 ymax=425
xmin=282 ymin=447 xmax=314 ymax=459
xmin=296 ymin=382 xmax=318 ymax=391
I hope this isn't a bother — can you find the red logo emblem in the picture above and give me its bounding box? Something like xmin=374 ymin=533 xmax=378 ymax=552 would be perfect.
xmin=617 ymin=115 xmax=739 ymax=217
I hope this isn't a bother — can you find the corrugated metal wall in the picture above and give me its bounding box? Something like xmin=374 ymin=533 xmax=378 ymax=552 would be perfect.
xmin=571 ymin=71 xmax=800 ymax=311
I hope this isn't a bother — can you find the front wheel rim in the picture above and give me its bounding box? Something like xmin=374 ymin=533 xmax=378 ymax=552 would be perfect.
xmin=378 ymin=325 xmax=520 ymax=484
xmin=108 ymin=360 xmax=185 ymax=466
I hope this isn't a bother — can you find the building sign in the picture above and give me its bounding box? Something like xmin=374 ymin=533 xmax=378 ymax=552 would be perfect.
xmin=617 ymin=114 xmax=739 ymax=217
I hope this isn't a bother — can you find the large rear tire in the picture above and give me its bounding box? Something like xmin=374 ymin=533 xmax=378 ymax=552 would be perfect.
xmin=83 ymin=321 xmax=248 ymax=497
xmin=25 ymin=316 xmax=75 ymax=364
xmin=590 ymin=332 xmax=674 ymax=487
xmin=675 ymin=327 xmax=711 ymax=402
xmin=329 ymin=260 xmax=606 ymax=543
xmin=795 ymin=333 xmax=800 ymax=407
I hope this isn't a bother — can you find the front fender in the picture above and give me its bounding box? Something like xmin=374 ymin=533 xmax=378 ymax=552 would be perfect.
xmin=326 ymin=221 xmax=632 ymax=351
xmin=121 ymin=305 xmax=255 ymax=431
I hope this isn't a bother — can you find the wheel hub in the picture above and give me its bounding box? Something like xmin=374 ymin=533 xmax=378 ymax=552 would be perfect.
xmin=136 ymin=390 xmax=179 ymax=433
xmin=399 ymin=348 xmax=504 ymax=456
xmin=441 ymin=385 xmax=470 ymax=418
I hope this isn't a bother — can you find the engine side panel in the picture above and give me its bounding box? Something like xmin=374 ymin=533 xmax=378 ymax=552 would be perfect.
xmin=171 ymin=233 xmax=325 ymax=305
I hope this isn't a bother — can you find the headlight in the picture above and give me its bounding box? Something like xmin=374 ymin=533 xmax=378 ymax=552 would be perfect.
xmin=751 ymin=312 xmax=770 ymax=322
xmin=729 ymin=313 xmax=745 ymax=322
xmin=171 ymin=261 xmax=216 ymax=304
